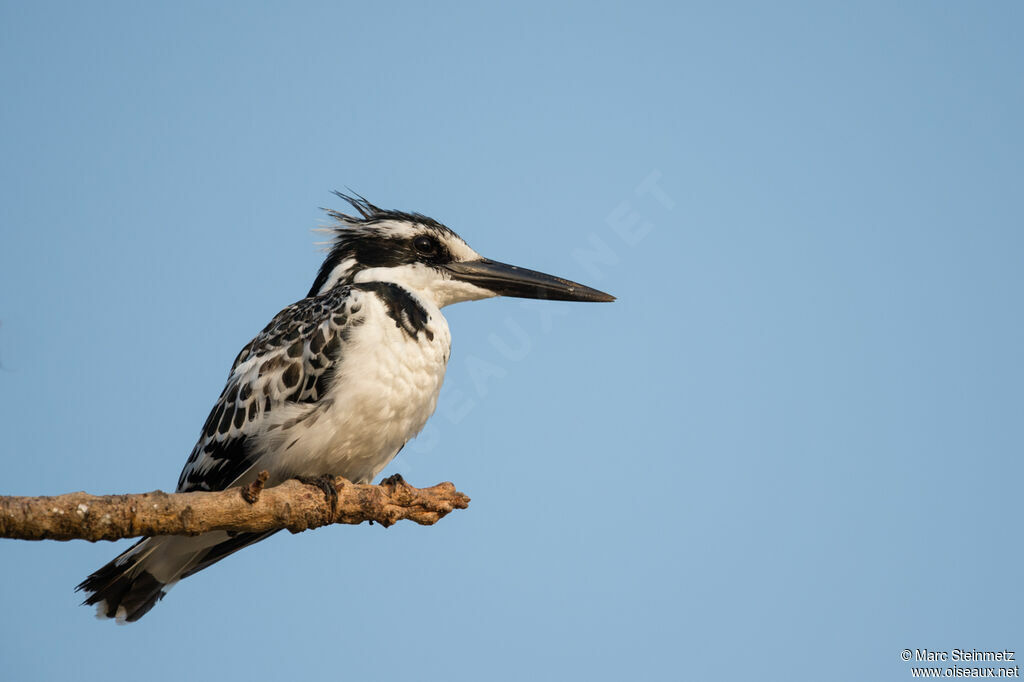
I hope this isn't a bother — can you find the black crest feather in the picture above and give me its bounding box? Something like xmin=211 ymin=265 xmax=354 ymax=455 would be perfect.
xmin=307 ymin=191 xmax=457 ymax=297
xmin=324 ymin=191 xmax=446 ymax=230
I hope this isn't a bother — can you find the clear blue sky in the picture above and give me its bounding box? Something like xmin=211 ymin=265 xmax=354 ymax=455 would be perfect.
xmin=1 ymin=2 xmax=1021 ymax=680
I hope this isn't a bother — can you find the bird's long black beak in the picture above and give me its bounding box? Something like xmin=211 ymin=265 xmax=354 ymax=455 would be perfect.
xmin=446 ymin=258 xmax=615 ymax=302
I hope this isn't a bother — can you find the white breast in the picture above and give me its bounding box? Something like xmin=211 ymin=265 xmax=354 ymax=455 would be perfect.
xmin=256 ymin=290 xmax=451 ymax=484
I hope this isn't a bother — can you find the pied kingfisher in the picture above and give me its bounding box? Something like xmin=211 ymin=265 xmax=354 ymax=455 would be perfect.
xmin=77 ymin=193 xmax=614 ymax=622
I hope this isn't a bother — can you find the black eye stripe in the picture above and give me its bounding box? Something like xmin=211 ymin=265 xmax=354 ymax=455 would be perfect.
xmin=310 ymin=230 xmax=454 ymax=295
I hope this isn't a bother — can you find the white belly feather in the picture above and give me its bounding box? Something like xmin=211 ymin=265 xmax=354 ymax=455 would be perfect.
xmin=254 ymin=294 xmax=450 ymax=484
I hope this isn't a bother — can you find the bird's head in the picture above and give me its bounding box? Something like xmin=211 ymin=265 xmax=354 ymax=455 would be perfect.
xmin=309 ymin=193 xmax=615 ymax=308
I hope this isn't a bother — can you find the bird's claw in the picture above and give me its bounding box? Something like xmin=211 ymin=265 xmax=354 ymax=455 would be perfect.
xmin=297 ymin=474 xmax=339 ymax=515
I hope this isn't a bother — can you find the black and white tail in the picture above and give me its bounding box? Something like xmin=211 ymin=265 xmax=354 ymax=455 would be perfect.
xmin=76 ymin=531 xmax=275 ymax=623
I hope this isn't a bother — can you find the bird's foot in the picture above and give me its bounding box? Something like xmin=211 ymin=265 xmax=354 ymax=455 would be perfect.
xmin=379 ymin=473 xmax=406 ymax=487
xmin=240 ymin=470 xmax=270 ymax=504
xmin=374 ymin=474 xmax=411 ymax=528
xmin=296 ymin=474 xmax=339 ymax=515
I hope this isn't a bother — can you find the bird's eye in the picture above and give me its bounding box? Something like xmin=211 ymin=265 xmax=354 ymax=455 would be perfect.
xmin=413 ymin=235 xmax=437 ymax=255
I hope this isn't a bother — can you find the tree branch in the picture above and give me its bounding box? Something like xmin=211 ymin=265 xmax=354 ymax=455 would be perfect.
xmin=0 ymin=473 xmax=470 ymax=542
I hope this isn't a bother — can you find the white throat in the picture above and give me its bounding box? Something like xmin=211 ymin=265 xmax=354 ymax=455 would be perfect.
xmin=353 ymin=264 xmax=495 ymax=308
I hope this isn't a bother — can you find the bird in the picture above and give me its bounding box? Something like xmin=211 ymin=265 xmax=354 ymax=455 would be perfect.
xmin=76 ymin=192 xmax=615 ymax=623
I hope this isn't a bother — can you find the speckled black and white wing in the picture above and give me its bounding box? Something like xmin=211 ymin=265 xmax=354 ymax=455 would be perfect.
xmin=176 ymin=286 xmax=363 ymax=492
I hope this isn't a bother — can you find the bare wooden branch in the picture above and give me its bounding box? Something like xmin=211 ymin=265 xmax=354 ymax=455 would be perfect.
xmin=0 ymin=473 xmax=470 ymax=542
